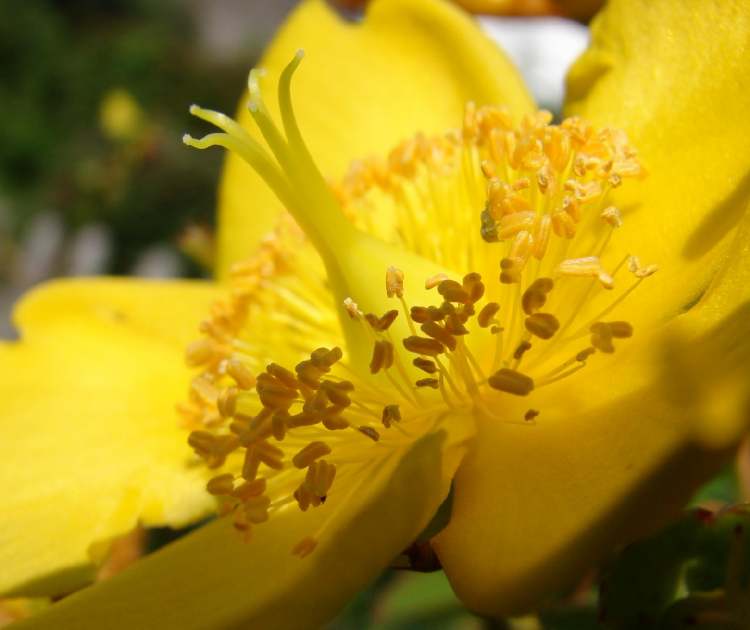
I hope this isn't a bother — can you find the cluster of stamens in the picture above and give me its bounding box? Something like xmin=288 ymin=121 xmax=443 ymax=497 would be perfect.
xmin=182 ymin=54 xmax=657 ymax=558
xmin=331 ymin=105 xmax=655 ymax=423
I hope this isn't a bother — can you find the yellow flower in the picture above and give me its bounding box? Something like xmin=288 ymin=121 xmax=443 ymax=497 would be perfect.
xmin=2 ymin=0 xmax=750 ymax=627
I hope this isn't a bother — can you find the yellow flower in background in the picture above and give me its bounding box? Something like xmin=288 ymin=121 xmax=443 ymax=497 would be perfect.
xmin=2 ymin=0 xmax=750 ymax=627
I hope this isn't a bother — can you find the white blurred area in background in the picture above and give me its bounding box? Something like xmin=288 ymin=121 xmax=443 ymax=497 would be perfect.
xmin=0 ymin=2 xmax=588 ymax=338
xmin=481 ymin=16 xmax=589 ymax=111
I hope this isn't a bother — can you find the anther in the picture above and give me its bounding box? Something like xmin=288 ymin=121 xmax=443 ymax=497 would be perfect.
xmin=206 ymin=474 xmax=235 ymax=496
xmin=322 ymin=412 xmax=349 ymax=431
xmin=477 ymin=302 xmax=500 ymax=327
xmin=521 ymin=278 xmax=554 ymax=315
xmin=462 ymin=272 xmax=485 ymax=303
xmin=245 ymin=495 xmax=271 ymax=524
xmin=556 ymin=256 xmax=614 ymax=289
xmin=498 ymin=211 xmax=536 ymax=240
xmin=488 ymin=368 xmax=535 ymax=396
xmin=232 ymin=478 xmax=266 ymax=501
xmin=480 ymin=208 xmax=499 ymax=243
xmin=628 ymin=256 xmax=658 ymax=278
xmin=366 ymin=309 xmax=399 ymax=332
xmin=524 ymin=313 xmax=560 ymax=339
xmin=227 ymin=358 xmax=255 ymax=390
xmin=499 ymin=258 xmax=521 ymax=284
xmin=311 ymin=347 xmax=343 ymax=368
xmin=256 ymin=376 xmax=297 ymax=409
xmin=443 ymin=315 xmax=469 ymax=337
xmin=437 ymin=279 xmax=470 ymax=304
xmin=370 ymin=339 xmax=395 ymax=374
xmin=416 ymin=378 xmax=440 ymax=389
xmin=308 ymin=460 xmax=336 ymax=497
xmin=609 ymin=321 xmax=634 ymax=338
xmin=217 ymin=387 xmax=238 ymax=417
xmin=524 ymin=409 xmax=540 ymax=422
xmin=410 ymin=306 xmax=432 ymax=323
xmin=513 ymin=340 xmax=532 ymax=361
xmin=509 ymin=231 xmax=533 ymax=266
xmin=551 ymin=211 xmax=576 ymax=239
xmin=421 ymin=321 xmax=457 ymax=352
xmin=601 ymin=206 xmax=622 ymax=228
xmin=320 ymin=380 xmax=353 ymax=407
xmin=240 ymin=409 xmax=275 ymax=445
xmin=343 ymin=297 xmax=362 ymax=319
xmin=381 ymin=404 xmax=401 ymax=428
xmin=425 ymin=273 xmax=449 ymax=290
xmin=242 ymin=447 xmax=260 ymax=481
xmin=590 ymin=322 xmax=615 ymax=353
xmin=267 ymin=363 xmax=299 ymax=389
xmin=271 ymin=411 xmax=288 ymax=441
xmin=292 ymin=441 xmax=332 ymax=469
xmin=186 ymin=338 xmax=219 ymax=367
xmin=295 ymin=360 xmax=325 ymax=388
xmin=357 ymin=426 xmax=380 ymax=441
xmin=403 ymin=336 xmax=445 ymax=356
xmin=386 ymin=266 xmax=404 ymax=298
xmin=413 ymin=357 xmax=438 ymax=374
xmin=255 ymin=440 xmax=285 ymax=470
xmin=481 ymin=159 xmax=496 ymax=179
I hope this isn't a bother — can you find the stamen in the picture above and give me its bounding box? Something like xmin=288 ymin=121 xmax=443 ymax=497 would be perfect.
xmin=488 ymin=368 xmax=535 ymax=396
xmin=381 ymin=404 xmax=401 ymax=428
xmin=386 ymin=266 xmax=405 ymax=298
xmin=357 ymin=426 xmax=381 ymax=441
xmin=292 ymin=441 xmax=332 ymax=468
xmin=403 ymin=336 xmax=445 ymax=356
xmin=477 ymin=302 xmax=500 ymax=327
xmin=556 ymin=256 xmax=614 ymax=289
xmin=524 ymin=313 xmax=560 ymax=340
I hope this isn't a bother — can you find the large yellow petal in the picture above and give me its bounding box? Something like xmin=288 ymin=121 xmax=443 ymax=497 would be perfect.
xmin=434 ymin=346 xmax=732 ymax=616
xmin=565 ymin=0 xmax=750 ymax=329
xmin=438 ymin=213 xmax=750 ymax=614
xmin=216 ymin=0 xmax=534 ymax=277
xmin=0 ymin=279 xmax=219 ymax=597
xmin=654 ymin=205 xmax=750 ymax=449
xmin=435 ymin=208 xmax=750 ymax=616
xmin=15 ymin=419 xmax=472 ymax=630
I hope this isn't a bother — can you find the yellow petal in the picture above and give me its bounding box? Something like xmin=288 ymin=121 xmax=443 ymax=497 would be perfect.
xmin=434 ymin=347 xmax=730 ymax=616
xmin=0 ymin=279 xmax=219 ymax=597
xmin=656 ymin=205 xmax=750 ymax=448
xmin=565 ymin=0 xmax=750 ymax=328
xmin=216 ymin=0 xmax=534 ymax=277
xmin=436 ymin=207 xmax=750 ymax=615
xmin=14 ymin=419 xmax=473 ymax=630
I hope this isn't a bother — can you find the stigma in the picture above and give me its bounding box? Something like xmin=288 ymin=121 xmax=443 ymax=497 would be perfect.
xmin=181 ymin=53 xmax=654 ymax=556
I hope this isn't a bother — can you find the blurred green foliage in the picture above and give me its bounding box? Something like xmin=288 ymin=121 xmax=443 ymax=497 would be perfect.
xmin=0 ymin=0 xmax=251 ymax=273
xmin=600 ymin=505 xmax=750 ymax=629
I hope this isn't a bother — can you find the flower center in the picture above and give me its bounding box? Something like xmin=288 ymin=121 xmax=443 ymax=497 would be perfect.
xmin=181 ymin=53 xmax=655 ymax=556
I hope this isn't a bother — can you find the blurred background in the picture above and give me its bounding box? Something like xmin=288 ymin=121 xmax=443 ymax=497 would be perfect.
xmin=15 ymin=2 xmax=748 ymax=629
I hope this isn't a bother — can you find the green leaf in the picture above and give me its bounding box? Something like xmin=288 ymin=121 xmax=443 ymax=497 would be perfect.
xmin=599 ymin=506 xmax=750 ymax=629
